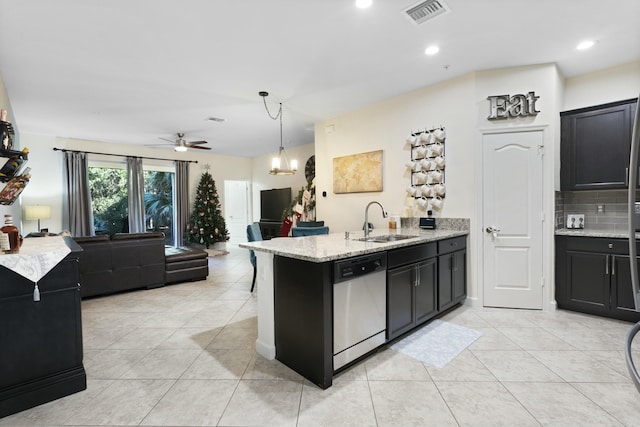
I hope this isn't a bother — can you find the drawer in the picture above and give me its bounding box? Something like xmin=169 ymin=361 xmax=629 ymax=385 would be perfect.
xmin=438 ymin=236 xmax=466 ymax=255
xmin=562 ymin=236 xmax=633 ymax=254
xmin=387 ymin=242 xmax=437 ymax=269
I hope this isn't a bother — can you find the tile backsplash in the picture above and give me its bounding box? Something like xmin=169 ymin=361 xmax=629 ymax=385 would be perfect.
xmin=556 ymin=190 xmax=639 ymax=231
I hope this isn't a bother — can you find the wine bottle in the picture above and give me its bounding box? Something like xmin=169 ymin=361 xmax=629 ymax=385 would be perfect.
xmin=1 ymin=215 xmax=21 ymax=253
xmin=0 ymin=109 xmax=13 ymax=151
xmin=0 ymin=147 xmax=28 ymax=177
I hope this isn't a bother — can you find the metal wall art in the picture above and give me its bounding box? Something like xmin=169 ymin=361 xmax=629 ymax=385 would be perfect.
xmin=405 ymin=127 xmax=446 ymax=212
xmin=487 ymin=91 xmax=540 ymax=120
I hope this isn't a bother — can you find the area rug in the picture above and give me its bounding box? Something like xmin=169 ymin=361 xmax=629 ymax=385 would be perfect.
xmin=205 ymin=248 xmax=229 ymax=257
xmin=390 ymin=320 xmax=482 ymax=368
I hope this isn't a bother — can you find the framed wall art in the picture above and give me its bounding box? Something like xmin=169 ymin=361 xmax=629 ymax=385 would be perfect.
xmin=333 ymin=150 xmax=383 ymax=194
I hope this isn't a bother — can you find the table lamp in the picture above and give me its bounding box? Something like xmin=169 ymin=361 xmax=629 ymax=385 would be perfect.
xmin=24 ymin=205 xmax=51 ymax=232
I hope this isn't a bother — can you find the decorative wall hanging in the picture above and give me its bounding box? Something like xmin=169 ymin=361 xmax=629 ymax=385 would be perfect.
xmin=404 ymin=126 xmax=446 ymax=212
xmin=487 ymin=91 xmax=540 ymax=120
xmin=333 ymin=150 xmax=383 ymax=194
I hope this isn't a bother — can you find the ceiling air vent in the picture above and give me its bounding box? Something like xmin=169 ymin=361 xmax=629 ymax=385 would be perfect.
xmin=404 ymin=0 xmax=450 ymax=24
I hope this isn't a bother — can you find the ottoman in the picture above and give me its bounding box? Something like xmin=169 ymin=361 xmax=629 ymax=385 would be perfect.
xmin=165 ymin=246 xmax=209 ymax=284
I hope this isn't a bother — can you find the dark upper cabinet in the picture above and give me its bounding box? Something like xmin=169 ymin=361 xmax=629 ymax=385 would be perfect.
xmin=560 ymin=98 xmax=638 ymax=190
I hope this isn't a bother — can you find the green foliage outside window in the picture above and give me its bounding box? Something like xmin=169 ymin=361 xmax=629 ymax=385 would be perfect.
xmin=89 ymin=166 xmax=175 ymax=243
xmin=89 ymin=167 xmax=127 ymax=235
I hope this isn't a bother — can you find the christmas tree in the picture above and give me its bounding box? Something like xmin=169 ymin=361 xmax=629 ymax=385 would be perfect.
xmin=185 ymin=172 xmax=229 ymax=248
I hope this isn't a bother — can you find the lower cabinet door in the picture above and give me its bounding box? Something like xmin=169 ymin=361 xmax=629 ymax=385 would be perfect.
xmin=387 ymin=264 xmax=416 ymax=341
xmin=610 ymin=255 xmax=640 ymax=321
xmin=563 ymin=250 xmax=609 ymax=313
xmin=452 ymin=250 xmax=467 ymax=304
xmin=414 ymin=258 xmax=438 ymax=325
xmin=438 ymin=250 xmax=466 ymax=312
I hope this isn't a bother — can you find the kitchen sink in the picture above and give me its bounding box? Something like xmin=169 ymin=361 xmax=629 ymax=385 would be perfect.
xmin=356 ymin=234 xmax=418 ymax=243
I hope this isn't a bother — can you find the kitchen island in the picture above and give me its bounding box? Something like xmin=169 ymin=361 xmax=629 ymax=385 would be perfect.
xmin=240 ymin=224 xmax=469 ymax=388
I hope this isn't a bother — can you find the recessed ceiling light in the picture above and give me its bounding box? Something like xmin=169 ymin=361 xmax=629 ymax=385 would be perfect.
xmin=355 ymin=0 xmax=372 ymax=9
xmin=425 ymin=45 xmax=440 ymax=55
xmin=576 ymin=40 xmax=595 ymax=50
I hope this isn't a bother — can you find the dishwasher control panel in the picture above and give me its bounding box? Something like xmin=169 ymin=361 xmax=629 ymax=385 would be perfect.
xmin=334 ymin=253 xmax=387 ymax=283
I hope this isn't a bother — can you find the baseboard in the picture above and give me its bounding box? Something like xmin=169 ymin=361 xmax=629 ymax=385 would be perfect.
xmin=462 ymin=296 xmax=480 ymax=308
xmin=255 ymin=339 xmax=276 ymax=360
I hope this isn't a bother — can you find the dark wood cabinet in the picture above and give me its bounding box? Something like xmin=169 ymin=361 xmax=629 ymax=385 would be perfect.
xmin=387 ymin=258 xmax=437 ymax=340
xmin=0 ymin=237 xmax=86 ymax=418
xmin=555 ymin=235 xmax=640 ymax=322
xmin=271 ymin=236 xmax=468 ymax=388
xmin=438 ymin=236 xmax=466 ymax=312
xmin=387 ymin=237 xmax=467 ymax=341
xmin=609 ymin=255 xmax=640 ymax=317
xmin=273 ymin=255 xmax=333 ymax=389
xmin=438 ymin=250 xmax=466 ymax=311
xmin=560 ymin=98 xmax=638 ymax=190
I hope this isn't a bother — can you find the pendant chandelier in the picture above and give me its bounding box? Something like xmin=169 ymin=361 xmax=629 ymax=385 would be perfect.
xmin=259 ymin=91 xmax=298 ymax=175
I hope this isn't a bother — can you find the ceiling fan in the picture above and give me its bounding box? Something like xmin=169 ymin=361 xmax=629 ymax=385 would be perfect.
xmin=151 ymin=132 xmax=212 ymax=152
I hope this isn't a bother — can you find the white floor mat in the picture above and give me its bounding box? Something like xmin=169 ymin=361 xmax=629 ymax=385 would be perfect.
xmin=390 ymin=319 xmax=482 ymax=368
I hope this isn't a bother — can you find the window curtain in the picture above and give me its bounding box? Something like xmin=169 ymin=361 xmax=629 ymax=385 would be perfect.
xmin=127 ymin=156 xmax=146 ymax=233
xmin=63 ymin=151 xmax=95 ymax=237
xmin=175 ymin=160 xmax=190 ymax=247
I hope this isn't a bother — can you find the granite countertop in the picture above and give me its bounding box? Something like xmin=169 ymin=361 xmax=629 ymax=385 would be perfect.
xmin=239 ymin=228 xmax=468 ymax=263
xmin=555 ymin=228 xmax=640 ymax=239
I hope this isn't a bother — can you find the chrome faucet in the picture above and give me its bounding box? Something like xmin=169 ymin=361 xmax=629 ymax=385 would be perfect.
xmin=364 ymin=201 xmax=388 ymax=239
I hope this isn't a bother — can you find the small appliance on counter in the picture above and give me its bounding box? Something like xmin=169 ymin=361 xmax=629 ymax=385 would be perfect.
xmin=419 ymin=211 xmax=436 ymax=230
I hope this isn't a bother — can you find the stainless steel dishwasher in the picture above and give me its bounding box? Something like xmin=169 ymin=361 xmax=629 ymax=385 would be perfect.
xmin=333 ymin=252 xmax=387 ymax=370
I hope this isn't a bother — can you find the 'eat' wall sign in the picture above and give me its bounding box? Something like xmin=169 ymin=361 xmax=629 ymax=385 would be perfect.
xmin=487 ymin=91 xmax=540 ymax=120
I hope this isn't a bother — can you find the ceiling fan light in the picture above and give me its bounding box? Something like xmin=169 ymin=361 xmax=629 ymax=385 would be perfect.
xmin=425 ymin=45 xmax=440 ymax=55
xmin=356 ymin=0 xmax=372 ymax=8
xmin=576 ymin=40 xmax=595 ymax=50
xmin=174 ymin=145 xmax=188 ymax=152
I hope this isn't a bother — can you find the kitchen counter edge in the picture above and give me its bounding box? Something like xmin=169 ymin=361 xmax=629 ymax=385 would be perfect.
xmin=239 ymin=229 xmax=468 ymax=263
xmin=555 ymin=228 xmax=640 ymax=239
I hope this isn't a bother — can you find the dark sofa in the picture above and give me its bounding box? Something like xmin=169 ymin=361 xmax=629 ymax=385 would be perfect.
xmin=74 ymin=232 xmax=167 ymax=298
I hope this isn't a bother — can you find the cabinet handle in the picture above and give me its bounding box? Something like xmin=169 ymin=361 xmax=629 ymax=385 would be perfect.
xmin=416 ymin=265 xmax=421 ymax=287
xmin=605 ymin=254 xmax=610 ymax=275
xmin=611 ymin=255 xmax=616 ymax=276
xmin=413 ymin=265 xmax=418 ymax=287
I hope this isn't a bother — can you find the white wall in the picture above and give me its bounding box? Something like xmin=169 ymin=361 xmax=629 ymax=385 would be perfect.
xmin=315 ymin=73 xmax=477 ymax=232
xmin=250 ymin=143 xmax=315 ymax=222
xmin=15 ymin=133 xmax=252 ymax=234
xmin=474 ymin=63 xmax=564 ymax=309
xmin=563 ymin=60 xmax=640 ymax=111
xmin=315 ymin=63 xmax=565 ymax=306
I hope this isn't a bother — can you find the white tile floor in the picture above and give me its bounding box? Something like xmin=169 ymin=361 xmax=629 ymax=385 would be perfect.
xmin=2 ymin=245 xmax=640 ymax=426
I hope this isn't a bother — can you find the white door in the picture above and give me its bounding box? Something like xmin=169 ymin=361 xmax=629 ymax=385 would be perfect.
xmin=482 ymin=130 xmax=544 ymax=309
xmin=224 ymin=180 xmax=250 ymax=244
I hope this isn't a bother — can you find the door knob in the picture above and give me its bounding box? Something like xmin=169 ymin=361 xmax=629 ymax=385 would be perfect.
xmin=486 ymin=226 xmax=500 ymax=238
